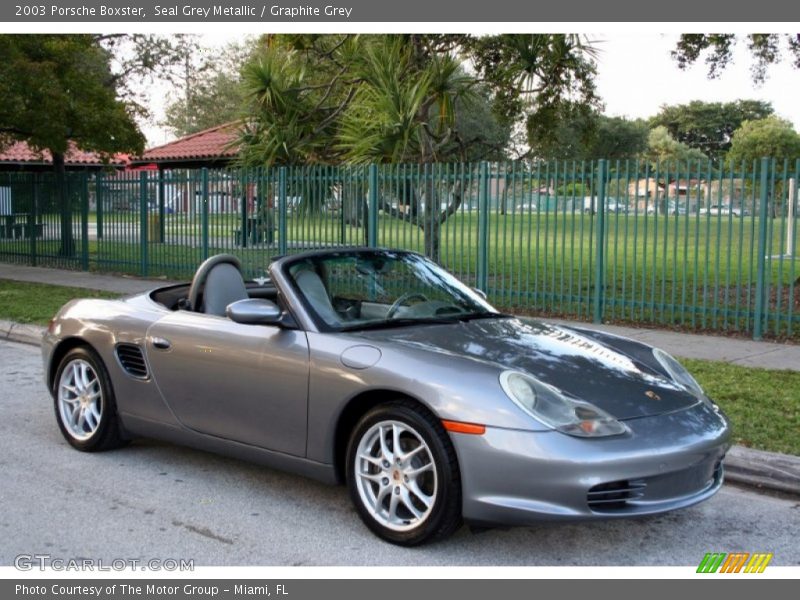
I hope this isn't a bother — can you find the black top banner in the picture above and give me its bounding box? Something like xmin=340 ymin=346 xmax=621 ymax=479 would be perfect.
xmin=4 ymin=0 xmax=800 ymax=22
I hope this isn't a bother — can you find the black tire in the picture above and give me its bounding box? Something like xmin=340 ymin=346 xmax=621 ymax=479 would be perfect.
xmin=346 ymin=400 xmax=462 ymax=546
xmin=52 ymin=346 xmax=128 ymax=452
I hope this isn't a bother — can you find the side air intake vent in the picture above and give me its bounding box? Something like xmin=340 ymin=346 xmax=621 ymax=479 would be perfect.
xmin=115 ymin=343 xmax=149 ymax=379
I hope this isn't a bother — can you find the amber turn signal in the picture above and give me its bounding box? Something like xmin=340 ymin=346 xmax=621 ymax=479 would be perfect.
xmin=441 ymin=419 xmax=486 ymax=435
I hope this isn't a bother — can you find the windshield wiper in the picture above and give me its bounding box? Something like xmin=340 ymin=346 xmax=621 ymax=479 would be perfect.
xmin=454 ymin=311 xmax=515 ymax=322
xmin=337 ymin=312 xmax=515 ymax=332
xmin=338 ymin=317 xmax=460 ymax=332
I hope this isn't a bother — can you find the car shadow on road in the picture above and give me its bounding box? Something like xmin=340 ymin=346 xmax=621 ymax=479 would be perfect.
xmin=70 ymin=439 xmax=793 ymax=567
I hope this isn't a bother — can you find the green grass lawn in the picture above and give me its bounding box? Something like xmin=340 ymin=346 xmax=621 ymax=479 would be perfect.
xmin=682 ymin=358 xmax=800 ymax=456
xmin=0 ymin=279 xmax=120 ymax=325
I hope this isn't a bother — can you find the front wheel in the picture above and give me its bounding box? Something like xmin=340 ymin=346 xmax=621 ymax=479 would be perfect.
xmin=346 ymin=401 xmax=462 ymax=545
xmin=53 ymin=346 xmax=128 ymax=452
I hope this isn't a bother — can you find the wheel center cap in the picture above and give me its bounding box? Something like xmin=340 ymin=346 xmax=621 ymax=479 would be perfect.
xmin=392 ymin=470 xmax=401 ymax=481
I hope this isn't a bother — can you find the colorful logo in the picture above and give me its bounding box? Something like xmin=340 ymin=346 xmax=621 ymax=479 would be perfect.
xmin=696 ymin=552 xmax=773 ymax=573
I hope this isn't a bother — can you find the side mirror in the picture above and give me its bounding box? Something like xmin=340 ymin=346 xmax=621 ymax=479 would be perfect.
xmin=226 ymin=298 xmax=282 ymax=325
xmin=472 ymin=287 xmax=488 ymax=300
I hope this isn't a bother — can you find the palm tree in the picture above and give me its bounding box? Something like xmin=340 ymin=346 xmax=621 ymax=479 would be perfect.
xmin=336 ymin=38 xmax=476 ymax=257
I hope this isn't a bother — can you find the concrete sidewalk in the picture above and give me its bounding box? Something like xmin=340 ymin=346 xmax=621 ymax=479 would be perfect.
xmin=3 ymin=261 xmax=798 ymax=372
xmin=0 ymin=263 xmax=179 ymax=295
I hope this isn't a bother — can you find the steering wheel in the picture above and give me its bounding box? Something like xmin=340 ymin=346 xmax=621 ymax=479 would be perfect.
xmin=386 ymin=292 xmax=429 ymax=319
xmin=187 ymin=254 xmax=243 ymax=312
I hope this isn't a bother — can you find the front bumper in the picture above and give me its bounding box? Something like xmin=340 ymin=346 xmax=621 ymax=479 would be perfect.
xmin=453 ymin=401 xmax=731 ymax=526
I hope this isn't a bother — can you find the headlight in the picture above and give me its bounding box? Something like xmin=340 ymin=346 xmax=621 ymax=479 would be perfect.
xmin=652 ymin=349 xmax=704 ymax=397
xmin=652 ymin=349 xmax=720 ymax=411
xmin=499 ymin=371 xmax=628 ymax=438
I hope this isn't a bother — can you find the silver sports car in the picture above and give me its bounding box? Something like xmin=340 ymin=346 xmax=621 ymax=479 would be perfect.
xmin=43 ymin=248 xmax=731 ymax=545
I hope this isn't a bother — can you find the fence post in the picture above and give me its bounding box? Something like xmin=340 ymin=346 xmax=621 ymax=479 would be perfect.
xmin=278 ymin=166 xmax=288 ymax=255
xmin=96 ymin=171 xmax=104 ymax=240
xmin=787 ymin=170 xmax=797 ymax=257
xmin=753 ymin=157 xmax=770 ymax=340
xmin=340 ymin=166 xmax=346 ymax=245
xmin=240 ymin=169 xmax=248 ymax=248
xmin=30 ymin=174 xmax=38 ymax=267
xmin=593 ymin=159 xmax=607 ymax=323
xmin=157 ymin=169 xmax=166 ymax=243
xmin=201 ymin=168 xmax=209 ymax=260
xmin=80 ymin=174 xmax=90 ymax=271
xmin=477 ymin=161 xmax=490 ymax=293
xmin=139 ymin=171 xmax=149 ymax=277
xmin=368 ymin=164 xmax=379 ymax=248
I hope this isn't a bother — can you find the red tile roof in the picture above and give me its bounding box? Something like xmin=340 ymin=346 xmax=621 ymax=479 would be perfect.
xmin=0 ymin=140 xmax=128 ymax=166
xmin=136 ymin=123 xmax=240 ymax=163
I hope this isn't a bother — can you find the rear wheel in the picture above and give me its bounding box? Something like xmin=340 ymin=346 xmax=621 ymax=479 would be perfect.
xmin=346 ymin=400 xmax=462 ymax=545
xmin=53 ymin=346 xmax=127 ymax=452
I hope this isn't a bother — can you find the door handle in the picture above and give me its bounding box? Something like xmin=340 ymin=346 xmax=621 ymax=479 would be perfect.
xmin=151 ymin=337 xmax=171 ymax=350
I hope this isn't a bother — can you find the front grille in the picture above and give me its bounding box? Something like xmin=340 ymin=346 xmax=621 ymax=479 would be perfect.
xmin=115 ymin=343 xmax=149 ymax=379
xmin=587 ymin=479 xmax=647 ymax=511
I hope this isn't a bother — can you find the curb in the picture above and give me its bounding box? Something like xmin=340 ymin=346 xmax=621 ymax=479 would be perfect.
xmin=724 ymin=446 xmax=800 ymax=496
xmin=0 ymin=319 xmax=45 ymax=346
xmin=1 ymin=319 xmax=798 ymax=497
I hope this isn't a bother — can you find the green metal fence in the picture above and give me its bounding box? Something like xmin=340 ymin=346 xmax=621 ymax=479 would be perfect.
xmin=1 ymin=158 xmax=798 ymax=341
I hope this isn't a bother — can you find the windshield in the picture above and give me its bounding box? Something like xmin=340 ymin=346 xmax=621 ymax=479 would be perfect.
xmin=284 ymin=251 xmax=498 ymax=331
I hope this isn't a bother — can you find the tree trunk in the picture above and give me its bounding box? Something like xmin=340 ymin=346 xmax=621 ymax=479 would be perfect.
xmin=422 ymin=176 xmax=440 ymax=261
xmin=404 ymin=178 xmax=419 ymax=219
xmin=423 ymin=220 xmax=441 ymax=261
xmin=499 ymin=173 xmax=508 ymax=216
xmin=54 ymin=152 xmax=75 ymax=257
xmin=342 ymin=183 xmax=365 ymax=228
xmin=360 ymin=196 xmax=369 ymax=247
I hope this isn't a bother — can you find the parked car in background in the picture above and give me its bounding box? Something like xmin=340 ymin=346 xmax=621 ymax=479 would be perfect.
xmin=147 ymin=201 xmax=174 ymax=214
xmin=672 ymin=205 xmax=688 ymax=216
xmin=647 ymin=202 xmax=688 ymax=216
xmin=515 ymin=201 xmax=538 ymax=212
xmin=606 ymin=200 xmax=629 ymax=214
xmin=700 ymin=204 xmax=744 ymax=217
xmin=583 ymin=197 xmax=628 ymax=214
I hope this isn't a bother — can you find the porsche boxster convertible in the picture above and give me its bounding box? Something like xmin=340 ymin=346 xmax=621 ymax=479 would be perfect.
xmin=43 ymin=249 xmax=731 ymax=545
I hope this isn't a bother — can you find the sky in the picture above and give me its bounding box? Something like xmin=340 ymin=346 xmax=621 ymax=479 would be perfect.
xmin=594 ymin=33 xmax=800 ymax=126
xmin=141 ymin=32 xmax=800 ymax=147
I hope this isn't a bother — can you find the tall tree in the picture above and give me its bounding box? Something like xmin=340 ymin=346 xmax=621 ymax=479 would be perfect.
xmin=589 ymin=116 xmax=649 ymax=159
xmin=96 ymin=34 xmax=198 ymax=119
xmin=727 ymin=117 xmax=800 ymax=167
xmin=426 ymin=85 xmax=512 ymax=163
xmin=727 ymin=117 xmax=800 ymax=217
xmin=465 ymin=34 xmax=600 ymax=146
xmin=0 ymin=34 xmax=192 ymax=255
xmin=526 ymin=111 xmax=648 ymax=160
xmin=163 ymin=40 xmax=254 ymax=137
xmin=646 ymin=126 xmax=708 ymax=164
xmin=0 ymin=35 xmax=144 ymax=255
xmin=524 ymin=102 xmax=597 ymax=160
xmin=672 ymin=34 xmax=800 ymax=84
xmin=650 ymin=100 xmax=774 ymax=159
xmin=238 ymin=34 xmax=598 ymax=257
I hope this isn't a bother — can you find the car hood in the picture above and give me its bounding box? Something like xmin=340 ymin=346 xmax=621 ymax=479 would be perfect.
xmin=353 ymin=317 xmax=698 ymax=420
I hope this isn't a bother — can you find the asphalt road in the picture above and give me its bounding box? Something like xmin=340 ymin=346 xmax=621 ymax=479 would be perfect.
xmin=1 ymin=339 xmax=798 ymax=567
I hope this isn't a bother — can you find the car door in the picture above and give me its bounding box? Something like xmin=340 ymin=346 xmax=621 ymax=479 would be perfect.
xmin=145 ymin=311 xmax=309 ymax=456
